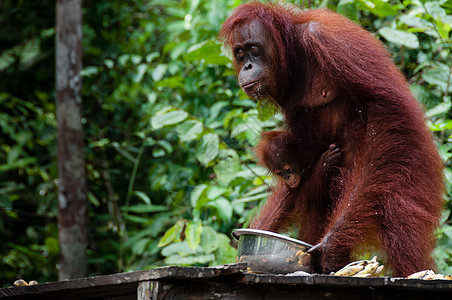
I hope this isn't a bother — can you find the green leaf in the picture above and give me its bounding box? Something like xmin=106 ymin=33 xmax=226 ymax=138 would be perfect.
xmin=158 ymin=220 xmax=185 ymax=248
xmin=358 ymin=0 xmax=399 ymax=17
xmin=20 ymin=38 xmax=41 ymax=67
xmin=195 ymin=133 xmax=219 ymax=166
xmin=210 ymin=197 xmax=233 ymax=222
xmin=155 ymin=76 xmax=184 ymax=89
xmin=425 ymin=100 xmax=451 ymax=118
xmin=133 ymin=191 xmax=152 ymax=204
xmin=0 ymin=157 xmax=37 ymax=171
xmin=337 ymin=0 xmax=359 ymax=21
xmin=81 ymin=66 xmax=99 ymax=77
xmin=190 ymin=184 xmax=208 ymax=208
xmin=44 ymin=237 xmax=59 ymax=255
xmin=87 ymin=192 xmax=100 ymax=207
xmin=378 ymin=27 xmax=419 ymax=49
xmin=206 ymin=186 xmax=227 ymax=201
xmin=124 ymin=215 xmax=150 ymax=223
xmin=121 ymin=204 xmax=167 ymax=213
xmin=151 ymin=110 xmax=188 ymax=129
xmin=161 ymin=241 xmax=198 ymax=257
xmin=192 ymin=186 xmax=211 ymax=220
xmin=213 ymin=151 xmax=241 ymax=186
xmin=176 ymin=120 xmax=203 ymax=142
xmin=212 ymin=233 xmax=236 ymax=265
xmin=152 ymin=64 xmax=167 ymax=81
xmin=133 ymin=64 xmax=148 ymax=83
xmin=184 ymin=40 xmax=230 ymax=65
xmin=185 ymin=221 xmax=202 ymax=249
xmin=410 ymin=84 xmax=441 ymax=109
xmin=145 ymin=52 xmax=159 ymax=63
xmin=200 ymin=226 xmax=219 ymax=254
xmin=422 ymin=64 xmax=452 ymax=93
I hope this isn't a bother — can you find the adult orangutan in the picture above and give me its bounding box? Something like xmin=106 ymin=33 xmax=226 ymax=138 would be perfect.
xmin=220 ymin=2 xmax=444 ymax=276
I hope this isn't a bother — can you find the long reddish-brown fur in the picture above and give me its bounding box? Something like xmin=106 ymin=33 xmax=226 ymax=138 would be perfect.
xmin=220 ymin=2 xmax=444 ymax=276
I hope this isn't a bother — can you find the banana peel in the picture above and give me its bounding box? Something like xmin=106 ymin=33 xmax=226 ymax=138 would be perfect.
xmin=333 ymin=256 xmax=384 ymax=277
xmin=334 ymin=261 xmax=452 ymax=279
xmin=406 ymin=270 xmax=452 ymax=280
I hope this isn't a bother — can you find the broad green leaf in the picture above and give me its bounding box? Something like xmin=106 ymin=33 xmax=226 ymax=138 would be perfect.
xmin=158 ymin=220 xmax=184 ymax=248
xmin=80 ymin=66 xmax=99 ymax=77
xmin=428 ymin=119 xmax=452 ymax=132
xmin=213 ymin=150 xmax=241 ymax=186
xmin=132 ymin=64 xmax=147 ymax=83
xmin=20 ymin=38 xmax=41 ymax=67
xmin=185 ymin=221 xmax=202 ymax=249
xmin=152 ymin=148 xmax=165 ymax=158
xmin=176 ymin=120 xmax=203 ymax=142
xmin=156 ymin=140 xmax=173 ymax=153
xmin=190 ymin=184 xmax=208 ymax=208
xmin=103 ymin=59 xmax=114 ymax=68
xmin=337 ymin=0 xmax=359 ymax=21
xmin=399 ymin=15 xmax=432 ymax=31
xmin=422 ymin=64 xmax=452 ymax=93
xmin=151 ymin=110 xmax=188 ymax=129
xmin=206 ymin=186 xmax=227 ymax=201
xmin=161 ymin=241 xmax=198 ymax=257
xmin=438 ymin=143 xmax=452 ymax=162
xmin=410 ymin=84 xmax=441 ymax=109
xmin=378 ymin=27 xmax=419 ymax=49
xmin=185 ymin=40 xmax=230 ymax=65
xmin=210 ymin=197 xmax=233 ymax=222
xmin=145 ymin=52 xmax=159 ymax=63
xmin=130 ymin=238 xmax=148 ymax=255
xmin=155 ymin=76 xmax=184 ymax=89
xmin=212 ymin=233 xmax=236 ymax=265
xmin=425 ymin=100 xmax=451 ymax=118
xmin=195 ymin=133 xmax=219 ymax=166
xmin=152 ymin=64 xmax=167 ymax=81
xmin=358 ymin=0 xmax=399 ymax=17
xmin=200 ymin=226 xmax=219 ymax=254
xmin=118 ymin=54 xmax=130 ymax=66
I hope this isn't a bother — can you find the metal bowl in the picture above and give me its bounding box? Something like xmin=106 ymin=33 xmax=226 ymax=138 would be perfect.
xmin=232 ymin=228 xmax=314 ymax=274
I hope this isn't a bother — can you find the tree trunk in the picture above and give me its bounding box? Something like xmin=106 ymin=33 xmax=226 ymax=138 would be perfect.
xmin=56 ymin=0 xmax=87 ymax=280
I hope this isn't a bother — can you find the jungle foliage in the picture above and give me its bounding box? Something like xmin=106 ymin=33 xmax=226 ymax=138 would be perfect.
xmin=0 ymin=0 xmax=451 ymax=286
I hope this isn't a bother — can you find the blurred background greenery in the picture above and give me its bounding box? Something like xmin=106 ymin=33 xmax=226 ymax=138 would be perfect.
xmin=0 ymin=0 xmax=451 ymax=286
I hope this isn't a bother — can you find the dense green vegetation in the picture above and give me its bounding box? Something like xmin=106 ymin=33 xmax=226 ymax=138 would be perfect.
xmin=0 ymin=0 xmax=451 ymax=286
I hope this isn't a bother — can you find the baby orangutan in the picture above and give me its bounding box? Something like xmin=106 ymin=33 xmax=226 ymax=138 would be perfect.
xmin=252 ymin=130 xmax=342 ymax=245
xmin=256 ymin=130 xmax=341 ymax=190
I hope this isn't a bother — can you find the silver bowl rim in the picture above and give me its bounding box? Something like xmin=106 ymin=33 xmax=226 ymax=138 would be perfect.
xmin=232 ymin=228 xmax=313 ymax=248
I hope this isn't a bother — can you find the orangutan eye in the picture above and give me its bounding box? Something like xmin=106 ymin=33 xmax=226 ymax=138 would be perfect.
xmin=249 ymin=45 xmax=259 ymax=56
xmin=235 ymin=49 xmax=245 ymax=61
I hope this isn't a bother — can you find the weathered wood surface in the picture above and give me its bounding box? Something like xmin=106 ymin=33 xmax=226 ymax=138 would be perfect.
xmin=1 ymin=263 xmax=451 ymax=300
xmin=0 ymin=264 xmax=246 ymax=300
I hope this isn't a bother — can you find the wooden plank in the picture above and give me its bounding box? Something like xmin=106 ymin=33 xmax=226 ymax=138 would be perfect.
xmin=137 ymin=281 xmax=151 ymax=300
xmin=0 ymin=264 xmax=246 ymax=299
xmin=243 ymin=273 xmax=452 ymax=290
xmin=152 ymin=280 xmax=452 ymax=300
xmin=1 ymin=264 xmax=452 ymax=299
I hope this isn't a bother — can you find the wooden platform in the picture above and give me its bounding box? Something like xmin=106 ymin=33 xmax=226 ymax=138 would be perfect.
xmin=1 ymin=263 xmax=451 ymax=299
